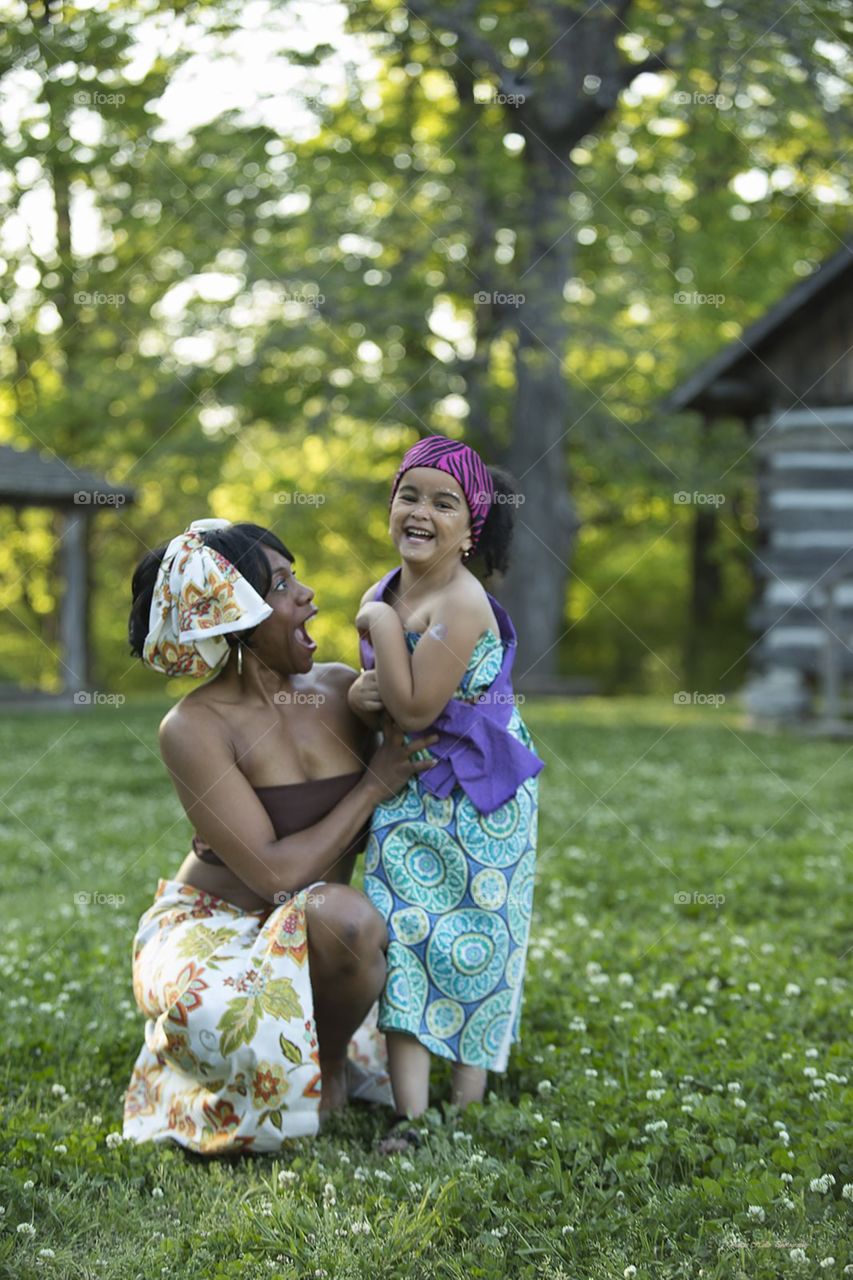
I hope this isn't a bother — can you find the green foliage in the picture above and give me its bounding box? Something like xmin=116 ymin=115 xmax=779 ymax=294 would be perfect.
xmin=0 ymin=699 xmax=851 ymax=1278
xmin=0 ymin=0 xmax=850 ymax=690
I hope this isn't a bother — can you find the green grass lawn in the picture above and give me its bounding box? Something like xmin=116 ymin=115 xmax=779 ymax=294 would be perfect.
xmin=1 ymin=696 xmax=850 ymax=1280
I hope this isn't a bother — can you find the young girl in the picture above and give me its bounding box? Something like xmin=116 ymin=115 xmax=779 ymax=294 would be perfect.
xmin=348 ymin=434 xmax=543 ymax=1151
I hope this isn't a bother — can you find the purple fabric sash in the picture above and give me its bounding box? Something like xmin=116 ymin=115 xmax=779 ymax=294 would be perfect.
xmin=359 ymin=568 xmax=543 ymax=813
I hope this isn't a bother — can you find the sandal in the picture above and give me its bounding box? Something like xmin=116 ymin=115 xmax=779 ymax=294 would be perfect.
xmin=376 ymin=1112 xmax=422 ymax=1156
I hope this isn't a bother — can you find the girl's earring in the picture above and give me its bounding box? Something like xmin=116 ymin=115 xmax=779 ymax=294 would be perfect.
xmin=237 ymin=641 xmax=243 ymax=675
xmin=462 ymin=547 xmax=473 ymax=562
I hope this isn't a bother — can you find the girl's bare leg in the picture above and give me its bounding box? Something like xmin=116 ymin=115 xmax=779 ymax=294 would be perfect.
xmin=450 ymin=1063 xmax=487 ymax=1108
xmin=386 ymin=1029 xmax=431 ymax=1117
xmin=306 ymin=885 xmax=388 ymax=1113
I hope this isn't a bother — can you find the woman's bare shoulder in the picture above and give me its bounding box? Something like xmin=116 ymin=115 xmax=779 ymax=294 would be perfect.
xmin=158 ymin=689 xmax=228 ymax=752
xmin=312 ymin=662 xmax=359 ymax=694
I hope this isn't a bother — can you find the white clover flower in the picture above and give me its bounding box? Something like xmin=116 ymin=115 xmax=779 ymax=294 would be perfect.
xmin=780 ymin=1173 xmax=794 ymax=1183
xmin=820 ymin=1259 xmax=835 ymax=1269
xmin=784 ymin=983 xmax=801 ymax=996
xmin=790 ymin=1248 xmax=808 ymax=1263
xmin=17 ymin=1223 xmax=36 ymax=1237
xmin=278 ymin=1170 xmax=297 ymax=1186
xmin=649 ymin=1069 xmax=663 ymax=1079
xmin=727 ymin=1082 xmax=741 ymax=1093
xmin=38 ymin=1248 xmax=55 ymax=1258
xmin=805 ymin=1047 xmax=819 ymax=1058
xmin=23 ymin=1180 xmax=35 ymax=1190
xmin=646 ymin=1089 xmax=665 ymax=1101
xmin=747 ymin=1205 xmax=765 ymax=1222
xmin=569 ymin=1017 xmax=587 ymax=1032
xmin=537 ymin=1080 xmax=553 ymax=1095
xmin=535 ymin=1137 xmax=549 ymax=1148
xmin=803 ymin=1067 xmax=818 ymax=1078
xmin=561 ymin=1225 xmax=574 ymax=1235
xmin=617 ymin=973 xmax=634 ymax=987
xmin=50 ymin=1084 xmax=67 ymax=1098
xmin=375 ymin=1170 xmax=392 ymax=1183
xmin=644 ymin=1120 xmax=668 ymax=1135
xmin=91 ymin=1114 xmax=102 ymax=1126
xmin=624 ymin=1268 xmax=637 ymax=1278
xmin=353 ymin=1167 xmax=367 ymax=1182
xmin=322 ymin=1182 xmax=336 ymax=1207
xmin=733 ymin=1097 xmax=746 ymax=1109
xmin=531 ymin=1112 xmax=543 ymax=1122
xmin=584 ymin=1068 xmax=598 ymax=1079
xmin=747 ymin=982 xmax=761 ymax=993
xmin=105 ymin=1132 xmax=123 ymax=1150
xmin=809 ymin=1174 xmax=835 ymax=1194
xmin=151 ymin=1187 xmax=164 ymax=1199
xmin=842 ymin=1183 xmax=853 ymax=1201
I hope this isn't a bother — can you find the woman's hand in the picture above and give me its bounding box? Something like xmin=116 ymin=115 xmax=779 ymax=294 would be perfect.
xmin=361 ymin=721 xmax=439 ymax=803
xmin=348 ymin=669 xmax=384 ymax=719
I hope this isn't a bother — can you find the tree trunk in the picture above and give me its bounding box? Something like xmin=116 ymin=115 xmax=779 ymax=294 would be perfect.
xmin=498 ymin=136 xmax=578 ymax=683
xmin=684 ymin=505 xmax=721 ymax=685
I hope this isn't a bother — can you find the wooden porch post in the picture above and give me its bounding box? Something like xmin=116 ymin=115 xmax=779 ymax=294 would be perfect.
xmin=59 ymin=509 xmax=90 ymax=693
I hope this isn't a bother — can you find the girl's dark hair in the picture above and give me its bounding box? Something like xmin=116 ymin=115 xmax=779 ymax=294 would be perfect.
xmin=470 ymin=466 xmax=517 ymax=579
xmin=128 ymin=522 xmax=294 ymax=659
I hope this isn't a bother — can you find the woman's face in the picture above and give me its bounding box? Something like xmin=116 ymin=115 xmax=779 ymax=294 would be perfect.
xmin=389 ymin=466 xmax=473 ymax=568
xmin=247 ymin=547 xmax=318 ymax=675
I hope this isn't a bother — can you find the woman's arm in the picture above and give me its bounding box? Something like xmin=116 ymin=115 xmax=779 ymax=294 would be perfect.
xmin=159 ymin=705 xmax=436 ymax=901
xmin=356 ymin=582 xmax=493 ymax=732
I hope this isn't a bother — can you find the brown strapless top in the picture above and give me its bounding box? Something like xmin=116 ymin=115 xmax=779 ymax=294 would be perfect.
xmin=191 ymin=770 xmax=368 ymax=866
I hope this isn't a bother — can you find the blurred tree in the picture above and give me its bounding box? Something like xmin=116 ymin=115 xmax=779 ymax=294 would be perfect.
xmin=1 ymin=0 xmax=850 ymax=694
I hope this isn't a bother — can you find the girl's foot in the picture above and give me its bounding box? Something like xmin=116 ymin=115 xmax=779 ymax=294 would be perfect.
xmin=376 ymin=1112 xmax=422 ymax=1156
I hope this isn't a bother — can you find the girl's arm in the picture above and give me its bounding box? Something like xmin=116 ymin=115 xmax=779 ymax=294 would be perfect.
xmin=357 ymin=581 xmax=493 ymax=732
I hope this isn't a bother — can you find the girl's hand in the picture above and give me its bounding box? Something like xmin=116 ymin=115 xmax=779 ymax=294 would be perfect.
xmin=348 ymin=669 xmax=383 ymax=718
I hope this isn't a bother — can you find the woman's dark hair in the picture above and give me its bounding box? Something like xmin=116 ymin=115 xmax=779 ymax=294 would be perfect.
xmin=128 ymin=522 xmax=294 ymax=659
xmin=469 ymin=466 xmax=517 ymax=579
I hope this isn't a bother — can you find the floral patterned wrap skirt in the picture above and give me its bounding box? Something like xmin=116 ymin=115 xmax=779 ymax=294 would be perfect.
xmin=123 ymin=879 xmax=391 ymax=1154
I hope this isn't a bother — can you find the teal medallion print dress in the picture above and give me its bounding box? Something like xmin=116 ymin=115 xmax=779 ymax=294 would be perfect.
xmin=361 ymin=572 xmax=543 ymax=1072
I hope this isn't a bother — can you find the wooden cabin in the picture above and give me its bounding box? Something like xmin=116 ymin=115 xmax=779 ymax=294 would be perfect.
xmin=664 ymin=239 xmax=853 ymax=727
xmin=0 ymin=442 xmax=135 ymax=704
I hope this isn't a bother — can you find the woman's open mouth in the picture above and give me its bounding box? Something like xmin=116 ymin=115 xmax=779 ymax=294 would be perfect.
xmin=294 ymin=612 xmax=318 ymax=652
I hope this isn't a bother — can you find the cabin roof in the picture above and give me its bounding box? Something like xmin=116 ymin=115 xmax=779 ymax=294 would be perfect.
xmin=0 ymin=443 xmax=135 ymax=505
xmin=663 ymin=239 xmax=853 ymax=415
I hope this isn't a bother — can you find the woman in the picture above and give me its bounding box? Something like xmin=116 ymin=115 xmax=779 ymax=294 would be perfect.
xmin=122 ymin=518 xmax=436 ymax=1154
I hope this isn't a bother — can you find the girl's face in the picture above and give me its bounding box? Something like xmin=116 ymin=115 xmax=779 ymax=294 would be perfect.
xmin=248 ymin=547 xmax=318 ymax=675
xmin=389 ymin=466 xmax=473 ymax=568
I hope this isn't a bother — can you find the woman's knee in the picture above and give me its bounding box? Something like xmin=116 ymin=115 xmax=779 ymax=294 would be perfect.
xmin=306 ymin=884 xmax=388 ymax=971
